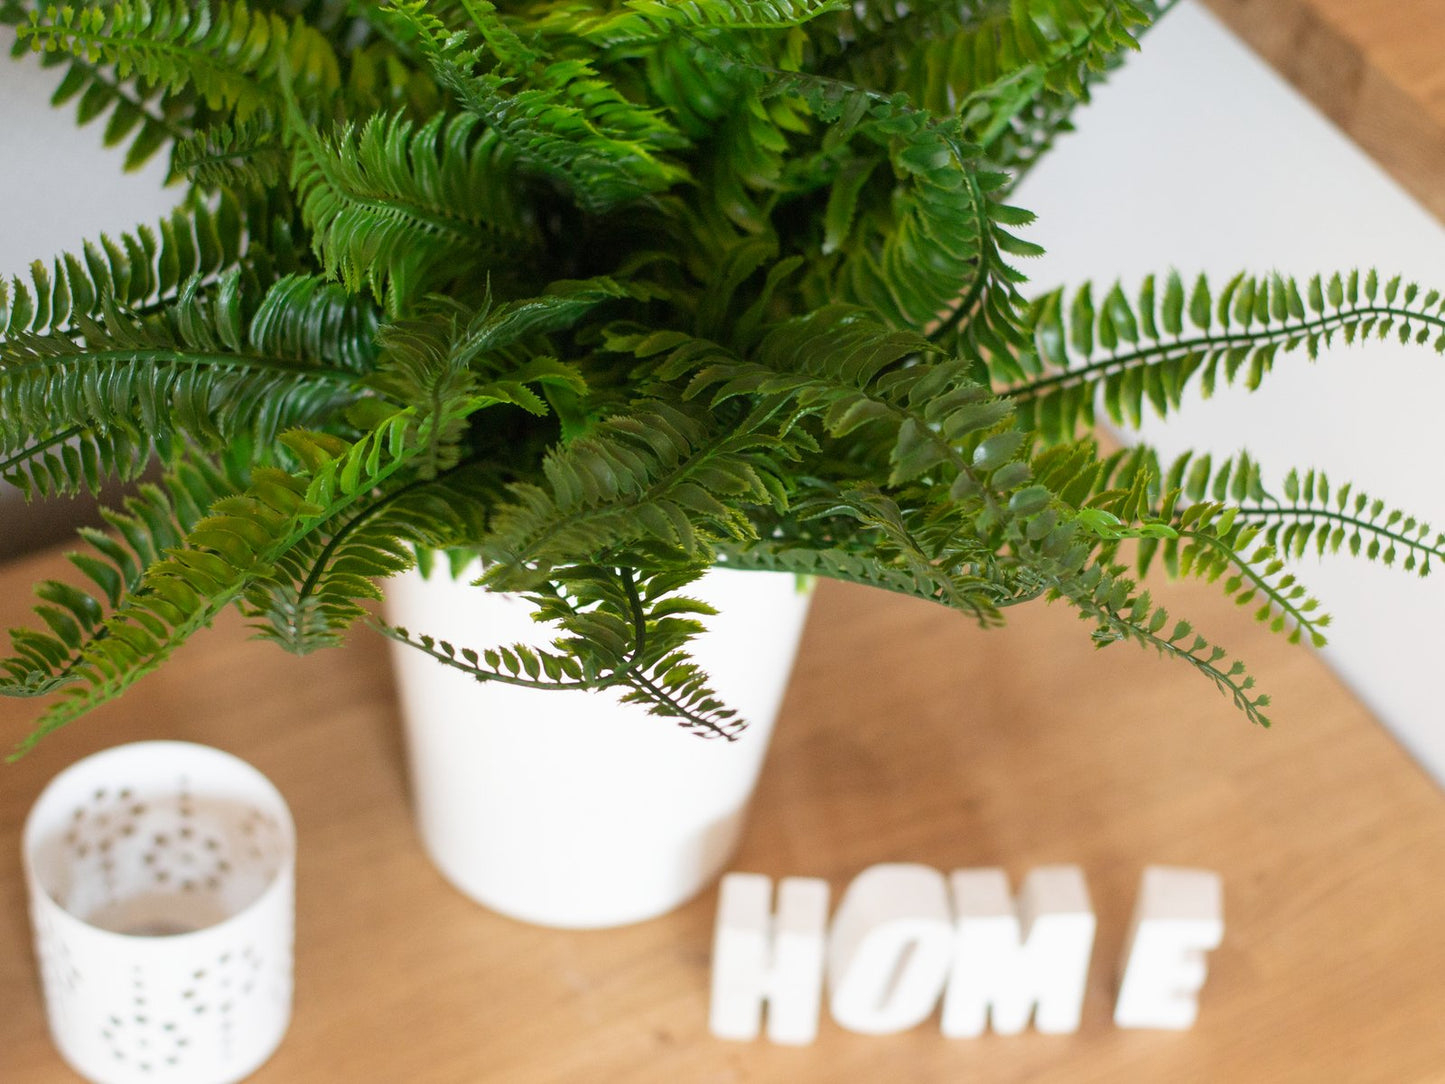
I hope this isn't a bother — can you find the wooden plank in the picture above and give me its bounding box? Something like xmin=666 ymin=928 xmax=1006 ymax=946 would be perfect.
xmin=2 ymin=544 xmax=1443 ymax=1082
xmin=1200 ymin=0 xmax=1445 ymax=224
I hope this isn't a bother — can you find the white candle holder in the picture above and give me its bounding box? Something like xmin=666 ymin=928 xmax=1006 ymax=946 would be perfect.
xmin=22 ymin=742 xmax=295 ymax=1084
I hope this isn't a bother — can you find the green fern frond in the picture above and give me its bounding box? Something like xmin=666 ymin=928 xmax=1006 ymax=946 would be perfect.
xmin=286 ymin=107 xmax=536 ymax=308
xmin=245 ymin=462 xmax=494 ymax=653
xmin=954 ymin=1 xmax=1149 ymax=140
xmin=1029 ymin=439 xmax=1154 ymax=519
xmin=827 ymin=1 xmax=1147 ymax=121
xmin=1025 ymin=441 xmax=1323 ymax=645
xmin=799 ymin=483 xmax=1042 ymax=620
xmin=341 ymin=36 xmax=445 ymax=116
xmin=450 ymin=276 xmax=649 ymax=369
xmin=807 ymin=0 xmax=1156 ymax=186
xmin=0 ymin=187 xmax=327 ymax=461
xmin=1157 ymin=448 xmax=1267 ymax=507
xmin=657 ymin=305 xmax=1016 ymax=497
xmin=1029 ymin=439 xmax=1445 ymax=650
xmin=248 ymin=273 xmax=381 ymax=374
xmin=728 ymin=452 xmax=1264 ymax=725
xmin=977 ymin=2 xmax=1166 ymax=185
xmin=1058 ymin=564 xmax=1272 ymax=726
xmin=0 ymin=455 xmax=238 ymax=701
xmin=1015 ymin=269 xmax=1445 ymax=442
xmin=1 ymin=424 xmax=152 ymax=500
xmin=4 ymin=3 xmax=187 ymax=173
xmin=378 ymin=620 xmax=593 ymax=691
xmin=755 ymin=69 xmax=1033 ymax=341
xmin=1265 ymin=467 xmax=1445 ymax=574
xmin=649 ymin=307 xmax=1094 ymax=612
xmin=418 ymin=0 xmax=541 ymax=69
xmin=718 ymin=522 xmax=1038 ymax=620
xmin=380 ymin=564 xmax=742 ymax=737
xmin=9 ymin=405 xmax=464 ymax=750
xmin=443 ymin=60 xmax=690 ymax=213
xmin=1148 ymin=452 xmax=1445 ymax=580
xmin=1145 ymin=500 xmax=1330 ymax=648
xmin=367 ymin=315 xmax=584 ymax=481
xmin=628 ymin=46 xmax=801 ymax=233
xmin=364 ymin=282 xmax=630 ymax=477
xmin=541 ymin=0 xmax=849 ymax=51
xmin=716 ymin=538 xmax=941 ymax=600
xmin=394 ymin=7 xmax=689 ymax=215
xmin=0 ymin=191 xmax=246 ymax=341
xmin=1 ymin=269 xmax=377 ymax=474
xmin=174 ymin=112 xmax=287 ymax=189
xmin=19 ymin=0 xmax=342 ymax=121
xmin=482 ymin=400 xmax=786 ymax=588
xmin=250 ymin=0 xmax=377 ymax=44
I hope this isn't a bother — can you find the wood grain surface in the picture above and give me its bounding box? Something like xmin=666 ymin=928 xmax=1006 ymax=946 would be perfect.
xmin=2 ymin=541 xmax=1444 ymax=1083
xmin=1200 ymin=0 xmax=1445 ymax=224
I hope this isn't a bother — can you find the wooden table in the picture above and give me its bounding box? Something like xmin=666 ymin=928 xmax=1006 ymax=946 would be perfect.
xmin=2 ymin=543 xmax=1445 ymax=1083
xmin=1201 ymin=0 xmax=1445 ymax=223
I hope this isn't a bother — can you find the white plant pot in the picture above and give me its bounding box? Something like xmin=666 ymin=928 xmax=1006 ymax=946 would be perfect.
xmin=383 ymin=566 xmax=813 ymax=929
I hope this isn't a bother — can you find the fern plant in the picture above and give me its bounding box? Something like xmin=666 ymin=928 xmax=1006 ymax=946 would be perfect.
xmin=2 ymin=0 xmax=1439 ymax=754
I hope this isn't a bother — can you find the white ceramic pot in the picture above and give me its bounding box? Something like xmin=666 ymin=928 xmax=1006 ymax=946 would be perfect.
xmin=383 ymin=566 xmax=813 ymax=929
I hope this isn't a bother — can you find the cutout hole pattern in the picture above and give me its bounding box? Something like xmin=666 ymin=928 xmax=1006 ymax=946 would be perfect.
xmin=50 ymin=777 xmax=284 ymax=935
xmin=26 ymin=744 xmax=294 ymax=1083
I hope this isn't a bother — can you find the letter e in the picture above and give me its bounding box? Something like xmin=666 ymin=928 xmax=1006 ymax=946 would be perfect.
xmin=1114 ymin=866 xmax=1223 ymax=1029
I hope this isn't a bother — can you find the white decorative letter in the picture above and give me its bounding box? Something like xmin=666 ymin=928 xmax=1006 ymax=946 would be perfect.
xmin=827 ymin=864 xmax=954 ymax=1035
xmin=1114 ymin=866 xmax=1223 ymax=1030
xmin=941 ymin=866 xmax=1096 ymax=1037
xmin=710 ymin=873 xmax=830 ymax=1044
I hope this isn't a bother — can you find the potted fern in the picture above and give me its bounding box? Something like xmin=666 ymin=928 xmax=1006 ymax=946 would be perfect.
xmin=6 ymin=0 xmax=1444 ymax=926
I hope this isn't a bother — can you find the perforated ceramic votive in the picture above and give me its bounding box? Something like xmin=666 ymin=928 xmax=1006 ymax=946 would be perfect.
xmin=23 ymin=742 xmax=295 ymax=1084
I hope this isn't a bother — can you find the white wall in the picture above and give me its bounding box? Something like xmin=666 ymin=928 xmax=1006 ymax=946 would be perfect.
xmin=0 ymin=30 xmax=176 ymax=271
xmin=1016 ymin=1 xmax=1445 ymax=779
xmin=0 ymin=28 xmax=178 ymax=554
